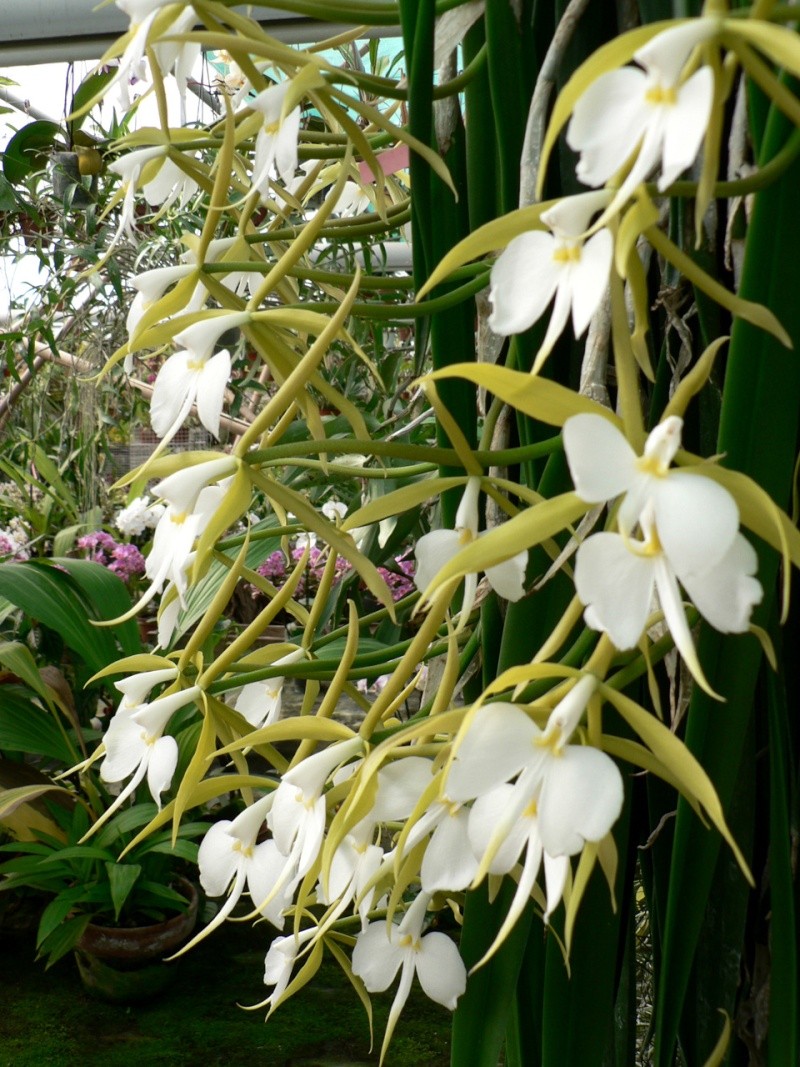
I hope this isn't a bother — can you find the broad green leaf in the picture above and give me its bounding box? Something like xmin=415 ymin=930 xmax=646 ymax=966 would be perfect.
xmin=106 ymin=861 xmax=143 ymax=921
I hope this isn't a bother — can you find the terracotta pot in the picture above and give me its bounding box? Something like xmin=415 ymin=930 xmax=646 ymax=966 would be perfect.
xmin=74 ymin=878 xmax=199 ymax=1003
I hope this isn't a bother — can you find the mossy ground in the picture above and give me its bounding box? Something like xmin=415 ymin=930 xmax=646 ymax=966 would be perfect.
xmin=1 ymin=918 xmax=451 ymax=1066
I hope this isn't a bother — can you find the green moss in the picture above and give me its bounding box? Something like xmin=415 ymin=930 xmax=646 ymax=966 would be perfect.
xmin=0 ymin=920 xmax=451 ymax=1066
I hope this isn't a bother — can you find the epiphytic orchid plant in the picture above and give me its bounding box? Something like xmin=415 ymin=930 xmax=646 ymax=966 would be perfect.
xmin=68 ymin=1 xmax=800 ymax=1064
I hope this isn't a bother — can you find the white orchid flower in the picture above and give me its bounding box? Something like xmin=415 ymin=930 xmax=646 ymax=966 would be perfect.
xmin=269 ymin=738 xmax=362 ymax=868
xmin=574 ymin=504 xmax=762 ymax=688
xmin=155 ymin=455 xmax=237 ymax=514
xmin=352 ymin=891 xmax=466 ymax=1059
xmin=114 ymin=2 xmax=200 ymax=123
xmin=250 ymin=81 xmax=302 ymax=194
xmin=439 ymin=684 xmax=622 ymax=953
xmin=488 ymin=191 xmax=613 ymax=373
xmin=256 ymin=738 xmax=363 ymax=914
xmin=150 ymin=312 xmax=249 ymax=441
xmin=125 ymin=266 xmax=207 ymax=367
xmin=234 ymin=649 xmax=305 ymax=729
xmin=150 ymin=348 xmax=231 ymax=441
xmin=100 ymin=685 xmax=201 ymax=811
xmin=567 ymin=20 xmax=717 ymax=215
xmin=319 ymin=817 xmax=385 ymax=929
xmin=563 ymin=413 xmax=740 ymax=576
xmin=376 ymin=755 xmax=477 ymax=895
xmin=262 ymin=927 xmax=317 ymax=1011
xmin=446 ymin=677 xmax=623 ymax=858
xmin=468 ymin=781 xmax=569 ymax=957
xmin=180 ymin=237 xmax=254 ymax=299
xmin=109 ymin=149 xmax=198 ymax=246
xmin=172 ymin=797 xmax=295 ymax=959
xmin=414 ymin=477 xmax=527 ymax=618
xmin=321 ymin=499 xmax=348 ymax=523
xmin=186 ymin=796 xmax=291 ymax=950
xmin=144 ymin=481 xmax=226 ymax=604
xmin=126 ymin=459 xmax=234 ymax=615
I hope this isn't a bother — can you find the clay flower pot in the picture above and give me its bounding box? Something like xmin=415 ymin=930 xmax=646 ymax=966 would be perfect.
xmin=74 ymin=878 xmax=199 ymax=1003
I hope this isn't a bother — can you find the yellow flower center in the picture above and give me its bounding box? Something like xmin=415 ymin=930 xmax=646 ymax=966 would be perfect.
xmin=636 ymin=454 xmax=670 ymax=477
xmin=264 ymin=120 xmax=280 ymax=136
xmin=645 ymin=84 xmax=677 ymax=106
xmin=170 ymin=511 xmax=189 ymax=526
xmin=187 ymin=359 xmax=205 ymax=372
xmin=232 ymin=840 xmax=254 ymax=858
xmin=552 ymin=244 xmax=581 ymax=264
xmin=398 ymin=933 xmax=421 ymax=951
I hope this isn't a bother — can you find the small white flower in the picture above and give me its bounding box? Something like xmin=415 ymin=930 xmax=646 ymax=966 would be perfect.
xmin=488 ymin=191 xmax=613 ymax=373
xmin=563 ymin=413 xmax=739 ymax=576
xmin=234 ymin=649 xmax=305 ymax=729
xmin=149 ymin=312 xmax=249 ymax=441
xmin=100 ymin=685 xmax=200 ymax=812
xmin=250 ymin=81 xmax=301 ymax=194
xmin=352 ymin=891 xmax=466 ymax=1057
xmin=321 ymin=499 xmax=348 ymax=523
xmin=446 ymin=678 xmax=623 ymax=858
xmin=414 ymin=477 xmax=527 ymax=617
xmin=567 ymin=20 xmax=717 ymax=213
xmin=115 ymin=494 xmax=165 ymax=537
xmin=574 ymin=504 xmax=762 ymax=686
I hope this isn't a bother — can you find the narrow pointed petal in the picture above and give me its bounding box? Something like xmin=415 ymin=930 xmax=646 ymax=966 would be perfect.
xmin=654 ymin=556 xmax=720 ymax=697
xmin=538 ymin=746 xmax=624 ymax=856
xmin=488 ymin=231 xmax=559 ymax=336
xmin=542 ymin=851 xmax=570 ymax=921
xmin=531 ymin=276 xmax=573 ymax=373
xmin=574 ymin=533 xmax=655 ymax=649
xmin=563 ymin=414 xmax=638 ymax=503
xmin=473 ymin=831 xmax=543 ymax=969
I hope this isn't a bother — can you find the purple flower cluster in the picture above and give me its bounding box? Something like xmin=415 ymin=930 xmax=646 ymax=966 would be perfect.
xmin=254 ymin=547 xmax=415 ymax=602
xmin=76 ymin=532 xmax=146 ymax=583
xmin=377 ymin=556 xmax=416 ymax=601
xmin=0 ymin=535 xmax=17 ymax=557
